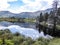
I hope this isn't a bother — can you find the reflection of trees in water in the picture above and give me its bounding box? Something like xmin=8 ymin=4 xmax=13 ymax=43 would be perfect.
xmin=0 ymin=21 xmax=36 ymax=29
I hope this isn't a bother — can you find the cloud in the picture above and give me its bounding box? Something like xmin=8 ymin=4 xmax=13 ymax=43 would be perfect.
xmin=8 ymin=0 xmax=17 ymax=2
xmin=0 ymin=0 xmax=54 ymax=13
xmin=0 ymin=0 xmax=17 ymax=11
xmin=0 ymin=0 xmax=9 ymax=11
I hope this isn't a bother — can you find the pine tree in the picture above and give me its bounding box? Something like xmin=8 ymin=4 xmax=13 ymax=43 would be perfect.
xmin=39 ymin=12 xmax=43 ymax=22
xmin=44 ymin=12 xmax=49 ymax=22
xmin=52 ymin=0 xmax=59 ymax=36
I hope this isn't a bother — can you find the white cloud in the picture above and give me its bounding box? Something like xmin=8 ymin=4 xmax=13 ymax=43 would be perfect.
xmin=0 ymin=0 xmax=54 ymax=13
xmin=0 ymin=0 xmax=17 ymax=11
xmin=8 ymin=0 xmax=17 ymax=2
xmin=0 ymin=0 xmax=9 ymax=11
xmin=9 ymin=0 xmax=54 ymax=13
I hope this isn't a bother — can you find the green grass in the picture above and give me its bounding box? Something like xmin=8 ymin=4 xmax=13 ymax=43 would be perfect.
xmin=24 ymin=18 xmax=36 ymax=23
xmin=48 ymin=38 xmax=60 ymax=45
xmin=0 ymin=30 xmax=60 ymax=45
xmin=0 ymin=18 xmax=36 ymax=23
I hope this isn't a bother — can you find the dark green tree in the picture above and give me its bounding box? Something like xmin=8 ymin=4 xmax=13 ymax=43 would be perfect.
xmin=39 ymin=12 xmax=43 ymax=22
xmin=44 ymin=12 xmax=49 ymax=22
xmin=57 ymin=8 xmax=60 ymax=16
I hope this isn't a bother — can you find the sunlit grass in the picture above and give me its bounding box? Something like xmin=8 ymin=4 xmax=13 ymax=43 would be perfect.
xmin=48 ymin=38 xmax=60 ymax=45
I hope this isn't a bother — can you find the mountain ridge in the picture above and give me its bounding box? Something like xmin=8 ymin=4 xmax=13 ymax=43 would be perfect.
xmin=0 ymin=8 xmax=53 ymax=18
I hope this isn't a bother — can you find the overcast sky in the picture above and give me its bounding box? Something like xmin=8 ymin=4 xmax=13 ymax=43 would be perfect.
xmin=0 ymin=0 xmax=54 ymax=13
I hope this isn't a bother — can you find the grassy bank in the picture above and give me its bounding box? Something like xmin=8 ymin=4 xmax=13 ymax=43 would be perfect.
xmin=0 ymin=18 xmax=36 ymax=23
xmin=48 ymin=38 xmax=60 ymax=45
xmin=0 ymin=29 xmax=60 ymax=45
xmin=24 ymin=18 xmax=36 ymax=23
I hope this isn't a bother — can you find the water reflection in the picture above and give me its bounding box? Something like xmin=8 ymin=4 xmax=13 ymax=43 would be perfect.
xmin=0 ymin=21 xmax=53 ymax=39
xmin=0 ymin=21 xmax=36 ymax=29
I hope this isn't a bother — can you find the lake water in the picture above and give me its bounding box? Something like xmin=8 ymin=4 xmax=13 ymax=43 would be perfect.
xmin=0 ymin=21 xmax=36 ymax=29
xmin=0 ymin=21 xmax=53 ymax=39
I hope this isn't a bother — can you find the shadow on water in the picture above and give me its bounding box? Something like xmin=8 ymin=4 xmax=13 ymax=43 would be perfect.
xmin=37 ymin=24 xmax=60 ymax=37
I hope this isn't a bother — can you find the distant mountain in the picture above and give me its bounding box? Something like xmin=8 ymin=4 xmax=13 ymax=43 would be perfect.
xmin=0 ymin=11 xmax=17 ymax=18
xmin=35 ymin=8 xmax=53 ymax=15
xmin=0 ymin=8 xmax=53 ymax=18
xmin=16 ymin=12 xmax=35 ymax=18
